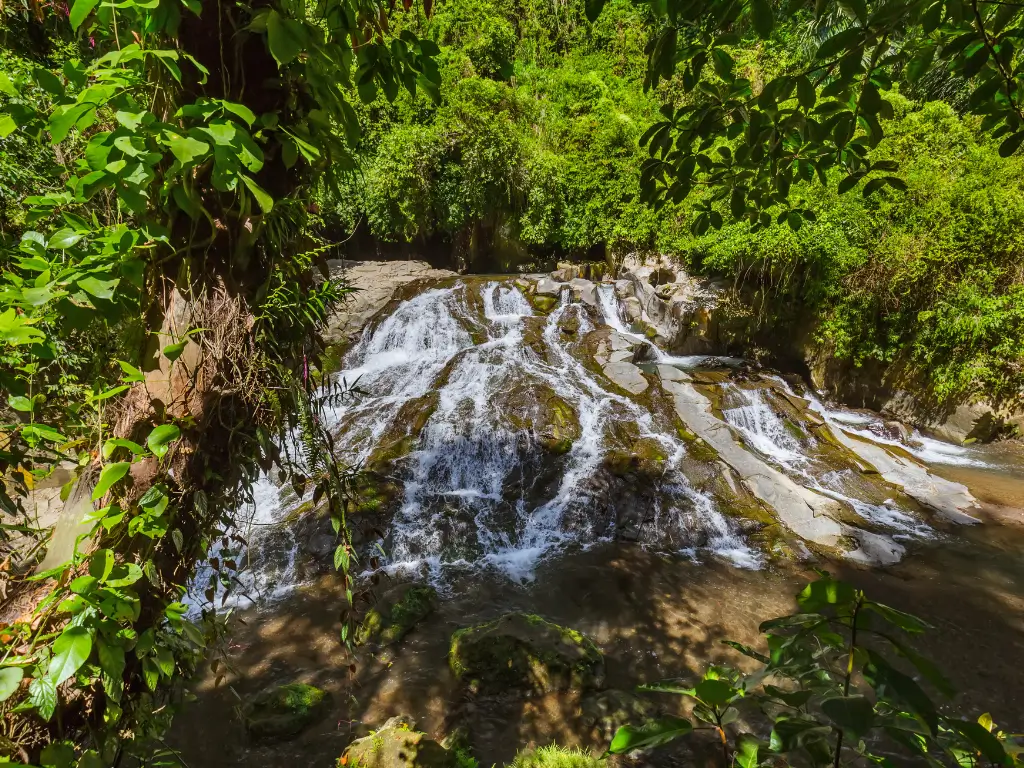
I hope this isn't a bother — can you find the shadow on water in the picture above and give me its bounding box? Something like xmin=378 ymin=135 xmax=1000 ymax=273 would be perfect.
xmin=169 ymin=467 xmax=1024 ymax=768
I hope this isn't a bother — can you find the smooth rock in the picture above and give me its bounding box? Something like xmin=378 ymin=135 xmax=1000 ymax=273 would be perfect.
xmin=607 ymin=330 xmax=638 ymax=352
xmin=657 ymin=365 xmax=691 ymax=382
xmin=449 ymin=613 xmax=605 ymax=693
xmin=603 ymin=362 xmax=648 ymax=395
xmin=622 ymin=296 xmax=642 ymax=323
xmin=569 ymin=278 xmax=597 ymax=306
xmin=535 ymin=277 xmax=564 ymax=297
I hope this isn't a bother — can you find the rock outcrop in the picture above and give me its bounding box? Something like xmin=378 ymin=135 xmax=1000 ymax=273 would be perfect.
xmin=449 ymin=613 xmax=605 ymax=693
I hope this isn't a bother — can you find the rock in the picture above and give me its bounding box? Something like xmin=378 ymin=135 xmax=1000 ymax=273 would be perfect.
xmin=535 ymin=277 xmax=564 ymax=297
xmin=657 ymin=365 xmax=691 ymax=382
xmin=602 ymin=362 xmax=648 ymax=395
xmin=569 ymin=278 xmax=597 ymax=307
xmin=581 ymin=690 xmax=658 ymax=740
xmin=558 ymin=313 xmax=581 ymax=336
xmin=324 ymin=260 xmax=456 ymax=344
xmin=613 ymin=280 xmax=634 ymax=299
xmin=933 ymin=402 xmax=1002 ymax=444
xmin=607 ymin=331 xmax=638 ymax=352
xmin=343 ymin=716 xmax=457 ymax=768
xmin=243 ymin=683 xmax=331 ymax=741
xmin=356 ymin=583 xmax=436 ymax=647
xmin=621 ymin=296 xmax=642 ymax=323
xmin=449 ymin=613 xmax=605 ymax=693
xmin=530 ymin=294 xmax=558 ymax=313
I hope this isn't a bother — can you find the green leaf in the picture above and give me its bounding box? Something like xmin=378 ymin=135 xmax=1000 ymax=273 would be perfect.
xmin=0 ymin=72 xmax=17 ymax=97
xmin=21 ymin=424 xmax=67 ymax=444
xmin=607 ymin=717 xmax=693 ymax=754
xmin=167 ymin=133 xmax=210 ymax=164
xmin=865 ymin=601 xmax=929 ymax=633
xmin=266 ymin=10 xmax=307 ymax=67
xmin=40 ymin=742 xmax=76 ymax=768
xmin=117 ymin=360 xmax=145 ymax=382
xmin=47 ymin=228 xmax=83 ymax=249
xmin=27 ymin=676 xmax=57 ymax=720
xmin=97 ymin=641 xmax=125 ymax=701
xmin=48 ymin=626 xmax=93 ymax=686
xmin=69 ymin=0 xmax=99 ymax=29
xmin=155 ymin=646 xmax=175 ymax=677
xmin=750 ymin=0 xmax=774 ymax=38
xmin=147 ymin=424 xmax=181 ymax=459
xmin=816 ymin=28 xmax=862 ymax=61
xmin=951 ymin=720 xmax=1012 ymax=766
xmin=822 ymin=694 xmax=874 ymax=737
xmin=0 ymin=113 xmax=17 ymax=138
xmin=334 ymin=544 xmax=350 ymax=572
xmin=92 ymin=462 xmax=131 ymax=501
xmin=241 ymin=175 xmax=274 ymax=213
xmin=104 ymin=562 xmax=143 ymax=587
xmin=49 ymin=103 xmax=94 ymax=144
xmin=221 ymin=100 xmax=256 ymax=126
xmin=8 ymin=395 xmax=34 ymax=412
xmin=0 ymin=667 xmax=24 ymax=702
xmin=865 ymin=650 xmax=938 ymax=734
xmin=734 ymin=734 xmax=761 ymax=768
xmin=797 ymin=577 xmax=857 ymax=610
xmin=162 ymin=341 xmax=187 ymax=361
xmin=999 ymin=130 xmax=1024 ymax=158
xmin=695 ymin=678 xmax=735 ymax=705
xmin=77 ymin=276 xmax=120 ymax=300
xmin=89 ymin=548 xmax=115 ymax=581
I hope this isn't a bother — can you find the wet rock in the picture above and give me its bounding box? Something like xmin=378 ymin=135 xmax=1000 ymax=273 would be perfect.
xmin=530 ymin=294 xmax=558 ymax=313
xmin=243 ymin=683 xmax=331 ymax=741
xmin=657 ymin=365 xmax=691 ymax=382
xmin=558 ymin=313 xmax=581 ymax=336
xmin=449 ymin=613 xmax=605 ymax=693
xmin=569 ymin=278 xmax=597 ymax=307
xmin=622 ymin=296 xmax=642 ymax=323
xmin=342 ymin=716 xmax=457 ymax=768
xmin=613 ymin=280 xmax=634 ymax=299
xmin=535 ymin=277 xmax=564 ymax=297
xmin=602 ymin=362 xmax=648 ymax=395
xmin=608 ymin=331 xmax=638 ymax=352
xmin=356 ymin=583 xmax=436 ymax=647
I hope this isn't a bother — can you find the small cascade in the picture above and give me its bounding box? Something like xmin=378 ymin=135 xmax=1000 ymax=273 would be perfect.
xmin=221 ymin=275 xmax=987 ymax=604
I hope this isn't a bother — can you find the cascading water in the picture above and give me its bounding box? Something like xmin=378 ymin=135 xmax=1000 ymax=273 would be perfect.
xmin=215 ymin=276 xmax=987 ymax=605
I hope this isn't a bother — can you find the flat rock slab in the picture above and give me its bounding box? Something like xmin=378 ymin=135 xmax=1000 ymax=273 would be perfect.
xmin=603 ymin=361 xmax=648 ymax=394
xmin=535 ymin=277 xmax=565 ymax=297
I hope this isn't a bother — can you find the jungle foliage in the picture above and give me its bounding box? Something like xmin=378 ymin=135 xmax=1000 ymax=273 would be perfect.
xmin=318 ymin=0 xmax=1024 ymax=407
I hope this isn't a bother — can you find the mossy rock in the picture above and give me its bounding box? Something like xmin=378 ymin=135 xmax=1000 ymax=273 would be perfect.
xmin=343 ymin=716 xmax=457 ymax=768
xmin=355 ymin=584 xmax=437 ymax=647
xmin=530 ymin=294 xmax=558 ymax=313
xmin=449 ymin=613 xmax=605 ymax=693
xmin=243 ymin=682 xmax=330 ymax=741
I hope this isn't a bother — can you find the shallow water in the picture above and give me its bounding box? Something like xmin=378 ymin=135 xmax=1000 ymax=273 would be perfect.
xmin=170 ymin=278 xmax=1024 ymax=768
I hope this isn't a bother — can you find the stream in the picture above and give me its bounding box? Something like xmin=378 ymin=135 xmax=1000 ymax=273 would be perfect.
xmin=170 ymin=276 xmax=1024 ymax=768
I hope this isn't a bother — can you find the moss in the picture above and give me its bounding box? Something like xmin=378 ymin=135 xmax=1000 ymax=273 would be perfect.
xmin=343 ymin=719 xmax=458 ymax=768
xmin=530 ymin=294 xmax=558 ymax=313
xmin=508 ymin=746 xmax=605 ymax=768
xmin=244 ymin=683 xmax=330 ymax=741
xmin=356 ymin=584 xmax=437 ymax=646
xmin=449 ymin=612 xmax=604 ymax=693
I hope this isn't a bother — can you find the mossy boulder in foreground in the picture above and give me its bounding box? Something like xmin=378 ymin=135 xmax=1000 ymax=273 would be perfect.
xmin=449 ymin=613 xmax=605 ymax=693
xmin=355 ymin=583 xmax=437 ymax=647
xmin=342 ymin=716 xmax=457 ymax=768
xmin=243 ymin=682 xmax=330 ymax=741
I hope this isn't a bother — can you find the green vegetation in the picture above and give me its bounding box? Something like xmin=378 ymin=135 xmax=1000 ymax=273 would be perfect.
xmin=243 ymin=682 xmax=330 ymax=741
xmin=508 ymin=745 xmax=604 ymax=768
xmin=607 ymin=574 xmax=1024 ymax=766
xmin=318 ymin=0 xmax=1024 ymax=406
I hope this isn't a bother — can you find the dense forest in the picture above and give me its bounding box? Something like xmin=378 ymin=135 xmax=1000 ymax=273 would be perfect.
xmin=317 ymin=0 xmax=1024 ymax=409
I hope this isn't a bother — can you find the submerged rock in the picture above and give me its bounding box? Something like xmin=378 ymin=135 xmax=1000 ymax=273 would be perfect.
xmin=342 ymin=716 xmax=457 ymax=768
xmin=243 ymin=682 xmax=330 ymax=741
xmin=356 ymin=583 xmax=437 ymax=647
xmin=449 ymin=613 xmax=605 ymax=693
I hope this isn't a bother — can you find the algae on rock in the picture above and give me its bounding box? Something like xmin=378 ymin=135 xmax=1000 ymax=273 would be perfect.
xmin=356 ymin=583 xmax=437 ymax=647
xmin=449 ymin=613 xmax=605 ymax=693
xmin=243 ymin=682 xmax=330 ymax=741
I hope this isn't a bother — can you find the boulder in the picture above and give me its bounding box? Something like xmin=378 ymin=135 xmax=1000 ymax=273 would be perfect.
xmin=613 ymin=280 xmax=634 ymax=299
xmin=657 ymin=365 xmax=691 ymax=382
xmin=581 ymin=689 xmax=658 ymax=741
xmin=535 ymin=277 xmax=564 ymax=297
xmin=343 ymin=716 xmax=457 ymax=768
xmin=243 ymin=683 xmax=330 ymax=741
xmin=356 ymin=583 xmax=436 ymax=647
xmin=449 ymin=613 xmax=605 ymax=693
xmin=602 ymin=362 xmax=648 ymax=395
xmin=569 ymin=278 xmax=597 ymax=307
xmin=530 ymin=294 xmax=558 ymax=313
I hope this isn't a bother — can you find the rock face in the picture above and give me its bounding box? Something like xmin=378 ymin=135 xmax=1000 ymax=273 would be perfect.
xmin=343 ymin=716 xmax=457 ymax=768
xmin=324 ymin=260 xmax=457 ymax=344
xmin=449 ymin=613 xmax=605 ymax=693
xmin=602 ymin=361 xmax=648 ymax=395
xmin=243 ymin=683 xmax=330 ymax=741
xmin=356 ymin=583 xmax=437 ymax=647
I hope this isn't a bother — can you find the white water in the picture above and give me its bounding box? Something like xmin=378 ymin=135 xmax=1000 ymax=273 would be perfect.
xmin=207 ymin=278 xmax=993 ymax=606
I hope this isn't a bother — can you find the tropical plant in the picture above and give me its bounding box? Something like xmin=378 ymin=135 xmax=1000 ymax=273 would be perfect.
xmin=608 ymin=574 xmax=1024 ymax=767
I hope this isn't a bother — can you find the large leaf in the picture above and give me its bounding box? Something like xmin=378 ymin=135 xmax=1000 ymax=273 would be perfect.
xmin=695 ymin=678 xmax=735 ymax=706
xmin=585 ymin=0 xmax=607 ymax=22
xmin=241 ymin=175 xmax=274 ymax=213
xmin=266 ymin=10 xmax=307 ymax=67
xmin=48 ymin=626 xmax=93 ymax=686
xmin=48 ymin=103 xmax=94 ymax=144
xmin=27 ymin=676 xmax=57 ymax=720
xmin=750 ymin=0 xmax=774 ymax=38
xmin=97 ymin=641 xmax=126 ymax=700
xmin=77 ymin=276 xmax=120 ymax=300
xmin=69 ymin=0 xmax=99 ymax=29
xmin=91 ymin=462 xmax=131 ymax=501
xmin=608 ymin=717 xmax=693 ymax=754
xmin=0 ymin=667 xmax=24 ymax=701
xmin=147 ymin=424 xmax=181 ymax=458
xmin=821 ymin=694 xmax=874 ymax=737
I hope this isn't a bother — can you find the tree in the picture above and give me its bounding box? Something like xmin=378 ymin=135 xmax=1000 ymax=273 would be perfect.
xmin=0 ymin=0 xmax=437 ymax=761
xmin=587 ymin=0 xmax=1024 ymax=234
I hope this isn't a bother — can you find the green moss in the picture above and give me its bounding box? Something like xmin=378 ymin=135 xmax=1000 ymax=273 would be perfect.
xmin=449 ymin=612 xmax=604 ymax=693
xmin=530 ymin=294 xmax=558 ymax=313
xmin=356 ymin=584 xmax=436 ymax=646
xmin=244 ymin=683 xmax=330 ymax=741
xmin=507 ymin=746 xmax=604 ymax=768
